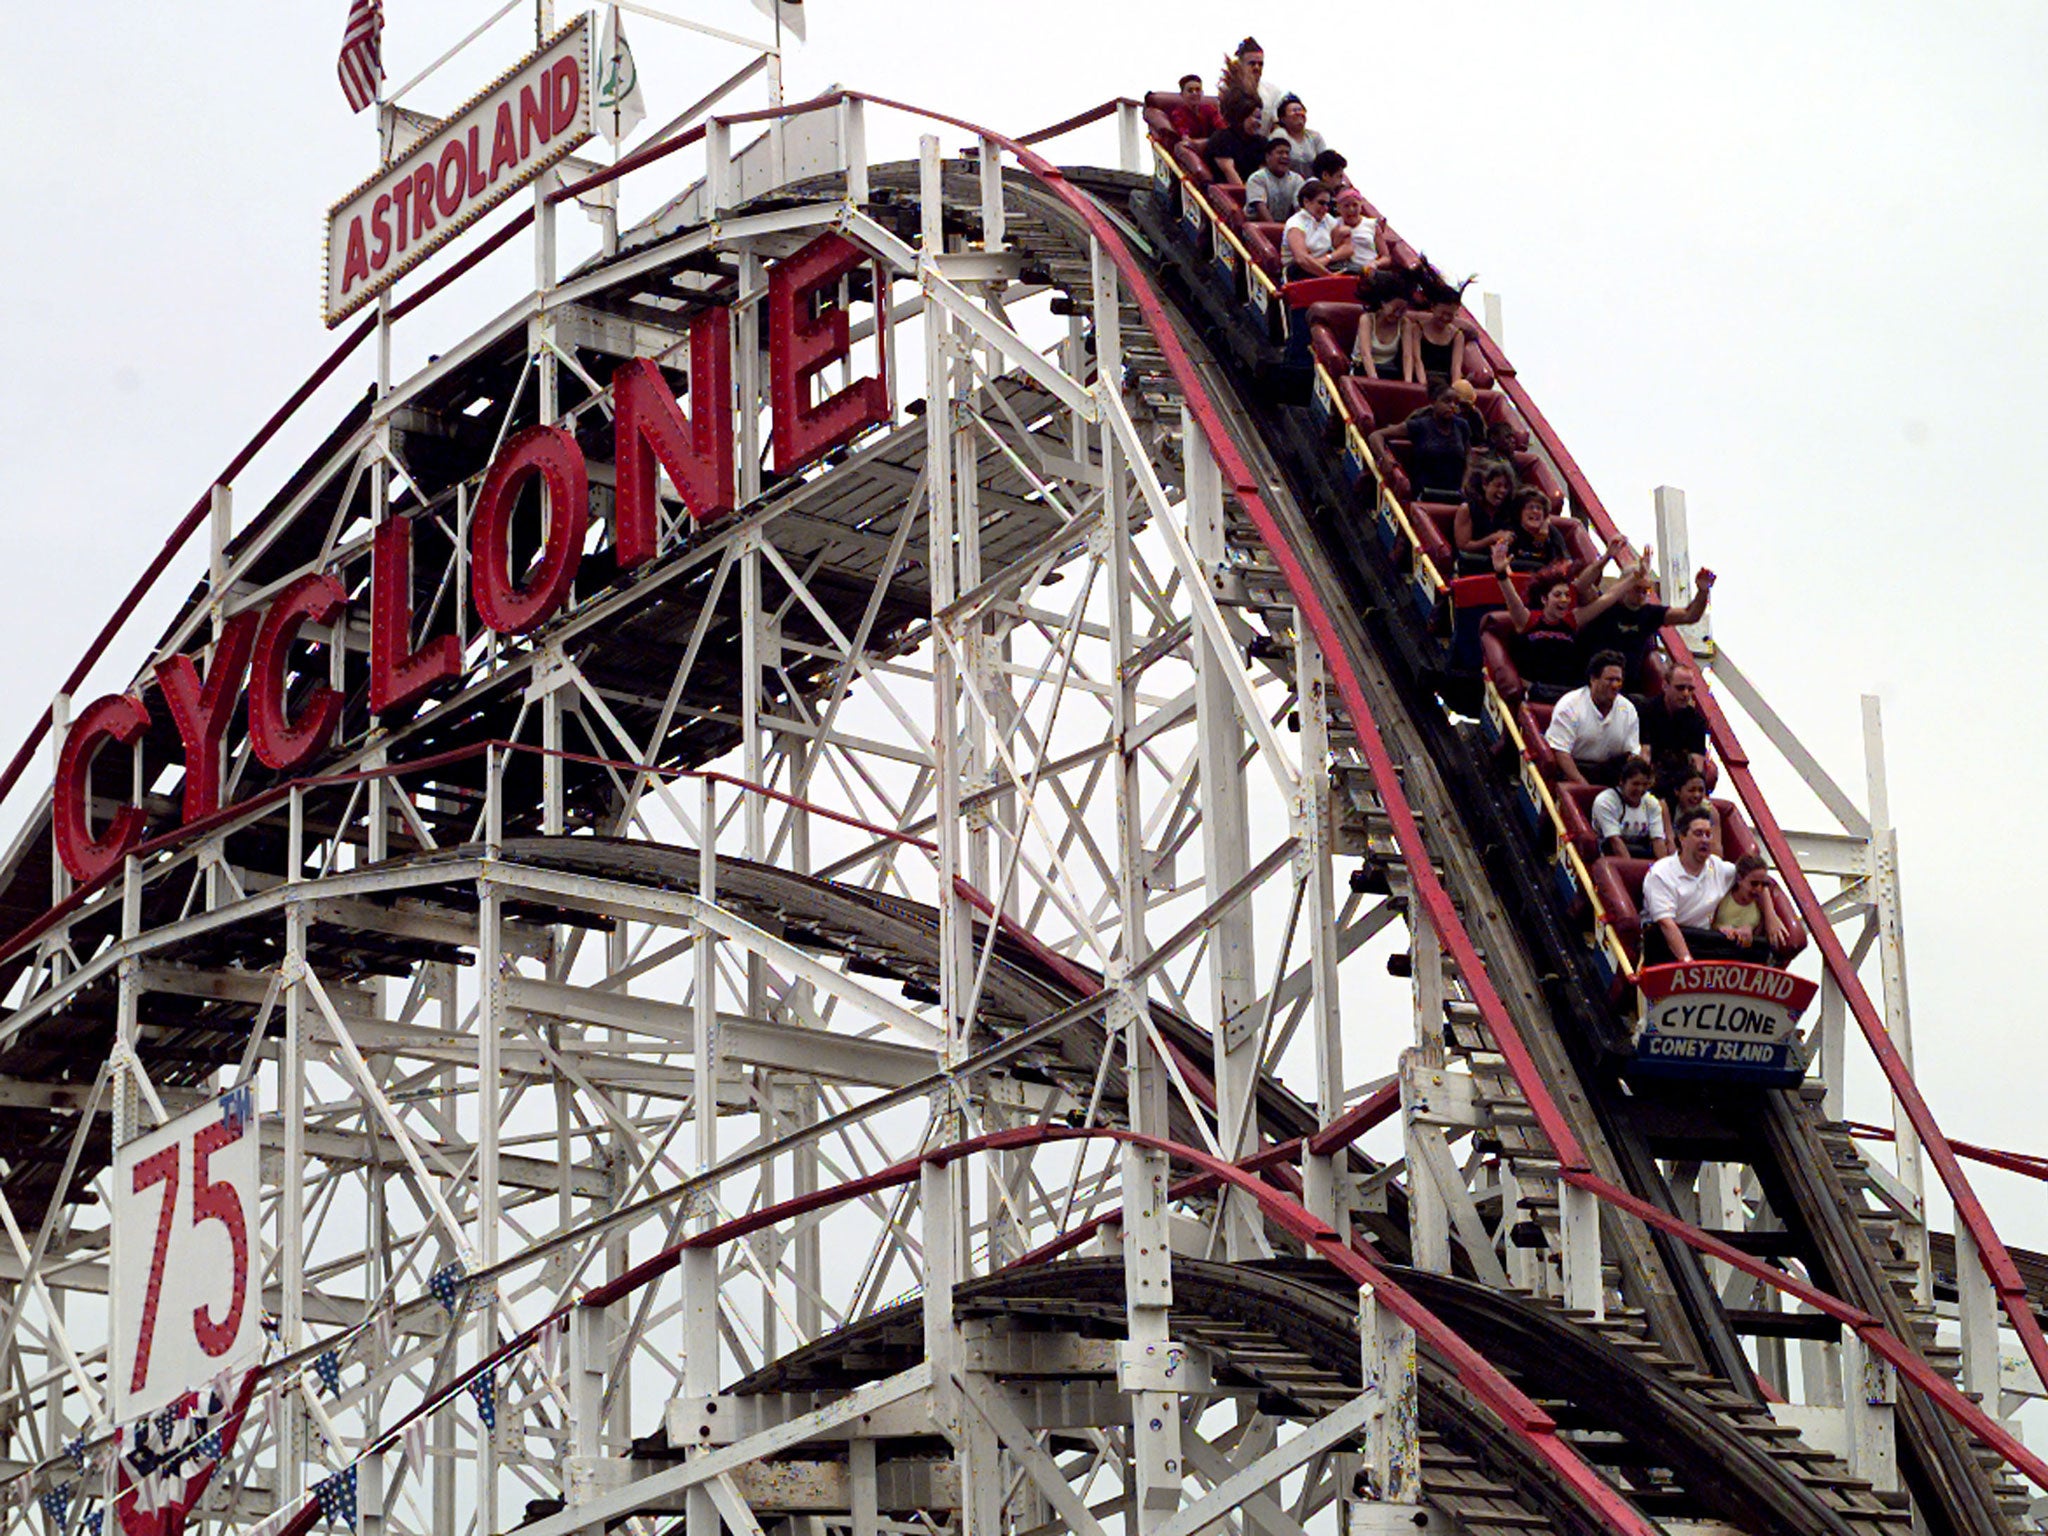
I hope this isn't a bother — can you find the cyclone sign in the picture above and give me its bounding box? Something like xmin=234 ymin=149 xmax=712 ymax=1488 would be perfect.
xmin=1631 ymin=962 xmax=1818 ymax=1085
xmin=324 ymin=15 xmax=593 ymax=326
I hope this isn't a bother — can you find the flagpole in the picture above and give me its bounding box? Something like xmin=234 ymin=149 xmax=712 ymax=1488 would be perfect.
xmin=769 ymin=5 xmax=785 ymax=181
xmin=605 ymin=5 xmax=623 ymax=255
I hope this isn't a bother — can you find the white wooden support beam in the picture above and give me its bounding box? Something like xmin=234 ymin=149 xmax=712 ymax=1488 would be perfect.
xmin=1180 ymin=1433 xmax=1314 ymax=1536
xmin=842 ymin=96 xmax=868 ymax=204
xmin=511 ymin=1367 xmax=934 ymax=1536
xmin=1117 ymin=100 xmax=1143 ymax=172
xmin=707 ymin=1470 xmax=772 ymax=1536
xmin=1864 ymin=694 xmax=1928 ymax=1301
xmin=848 ymin=1437 xmax=879 ymax=1536
xmin=1358 ymin=1283 xmax=1421 ymax=1509
xmin=1155 ymin=1392 xmax=1384 ymax=1536
xmin=978 ymin=135 xmax=1005 ymax=253
xmin=1187 ymin=413 xmax=1260 ymax=1258
xmin=1100 ymin=391 xmax=1298 ymax=798
xmin=921 ymin=1157 xmax=964 ymax=1440
xmin=1121 ymin=1130 xmax=1184 ymax=1518
xmin=1956 ymin=1227 xmax=2002 ymax=1413
xmin=964 ymin=1376 xmax=1113 ymax=1536
xmin=1296 ymin=618 xmax=1345 ymax=1238
xmin=1559 ymin=1179 xmax=1604 ymax=1320
xmin=706 ymin=117 xmax=733 ymax=214
xmin=1405 ymin=1119 xmax=1509 ymax=1290
xmin=1400 ymin=1051 xmax=1451 ymax=1275
xmin=1653 ymin=485 xmax=1710 ymax=653
xmin=1818 ymin=972 xmax=1847 ymax=1120
xmin=1843 ymin=1331 xmax=1899 ymax=1493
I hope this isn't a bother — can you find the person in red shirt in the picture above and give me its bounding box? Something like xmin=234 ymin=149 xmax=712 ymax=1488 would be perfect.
xmin=1492 ymin=540 xmax=1645 ymax=702
xmin=1167 ymin=74 xmax=1225 ymax=142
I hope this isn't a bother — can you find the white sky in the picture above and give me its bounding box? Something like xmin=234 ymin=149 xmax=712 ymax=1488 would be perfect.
xmin=3 ymin=1 xmax=2047 ymax=1251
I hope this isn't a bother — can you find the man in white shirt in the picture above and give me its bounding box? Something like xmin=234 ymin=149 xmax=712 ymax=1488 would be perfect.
xmin=1589 ymin=756 xmax=1668 ymax=859
xmin=1243 ymin=139 xmax=1303 ymax=222
xmin=1233 ymin=37 xmax=1286 ymax=133
xmin=1542 ymin=650 xmax=1639 ymax=785
xmin=1640 ymin=807 xmax=1738 ymax=964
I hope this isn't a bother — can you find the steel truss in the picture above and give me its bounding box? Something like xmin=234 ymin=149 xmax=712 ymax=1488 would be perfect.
xmin=0 ymin=87 xmax=2039 ymax=1536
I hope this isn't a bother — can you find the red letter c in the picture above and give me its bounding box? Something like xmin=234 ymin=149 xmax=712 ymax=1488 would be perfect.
xmin=54 ymin=693 xmax=151 ymax=886
xmin=250 ymin=572 xmax=348 ymax=773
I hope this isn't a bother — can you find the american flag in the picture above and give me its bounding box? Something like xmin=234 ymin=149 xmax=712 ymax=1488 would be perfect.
xmin=337 ymin=0 xmax=384 ymax=114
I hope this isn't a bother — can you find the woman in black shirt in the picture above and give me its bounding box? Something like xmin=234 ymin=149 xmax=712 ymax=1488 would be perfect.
xmin=1368 ymin=384 xmax=1473 ymax=501
xmin=1504 ymin=488 xmax=1573 ymax=573
xmin=1407 ymin=268 xmax=1474 ymax=387
xmin=1454 ymin=460 xmax=1516 ymax=573
xmin=1204 ymin=97 xmax=1269 ymax=186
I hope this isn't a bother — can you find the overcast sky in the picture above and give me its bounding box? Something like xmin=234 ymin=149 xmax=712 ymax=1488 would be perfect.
xmin=3 ymin=2 xmax=2046 ymax=1243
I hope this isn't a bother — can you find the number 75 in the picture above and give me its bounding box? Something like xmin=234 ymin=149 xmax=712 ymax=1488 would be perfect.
xmin=128 ymin=1119 xmax=250 ymax=1394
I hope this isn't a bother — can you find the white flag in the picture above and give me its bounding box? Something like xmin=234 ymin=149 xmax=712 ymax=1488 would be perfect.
xmin=538 ymin=1317 xmax=561 ymax=1384
xmin=596 ymin=6 xmax=646 ymax=143
xmin=401 ymin=1418 xmax=427 ymax=1476
xmin=751 ymin=0 xmax=806 ymax=42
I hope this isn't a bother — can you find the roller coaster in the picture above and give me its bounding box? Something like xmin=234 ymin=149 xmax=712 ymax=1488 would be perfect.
xmin=1 ymin=34 xmax=2044 ymax=1536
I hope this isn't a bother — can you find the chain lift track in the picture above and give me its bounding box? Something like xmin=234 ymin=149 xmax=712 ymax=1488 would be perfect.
xmin=0 ymin=89 xmax=2041 ymax=1536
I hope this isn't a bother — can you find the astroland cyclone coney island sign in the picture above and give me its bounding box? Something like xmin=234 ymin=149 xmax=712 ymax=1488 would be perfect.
xmin=324 ymin=14 xmax=594 ymax=326
xmin=1632 ymin=961 xmax=1817 ymax=1085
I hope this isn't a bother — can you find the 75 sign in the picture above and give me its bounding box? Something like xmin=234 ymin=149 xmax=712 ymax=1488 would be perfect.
xmin=112 ymin=1088 xmax=263 ymax=1420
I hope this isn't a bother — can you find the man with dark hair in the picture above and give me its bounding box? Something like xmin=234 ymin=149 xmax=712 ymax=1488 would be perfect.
xmin=1542 ymin=650 xmax=1640 ymax=785
xmin=1641 ymin=806 xmax=1744 ymax=964
xmin=1244 ymin=136 xmax=1304 ymax=221
xmin=1578 ymin=552 xmax=1715 ymax=685
xmin=1640 ymin=664 xmax=1712 ymax=783
xmin=1167 ymin=73 xmax=1225 ymax=142
xmin=1311 ymin=148 xmax=1353 ymax=195
xmin=1232 ymin=36 xmax=1284 ymax=133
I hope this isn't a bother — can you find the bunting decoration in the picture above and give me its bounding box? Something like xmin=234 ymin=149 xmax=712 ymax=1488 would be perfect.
xmin=313 ymin=1467 xmax=358 ymax=1532
xmin=467 ymin=1366 xmax=497 ymax=1433
xmin=114 ymin=1369 xmax=258 ymax=1536
xmin=427 ymin=1261 xmax=469 ymax=1317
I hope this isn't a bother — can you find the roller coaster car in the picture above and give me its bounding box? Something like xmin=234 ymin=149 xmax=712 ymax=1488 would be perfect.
xmin=1628 ymin=960 xmax=1817 ymax=1087
xmin=1145 ymin=121 xmax=1844 ymax=1107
